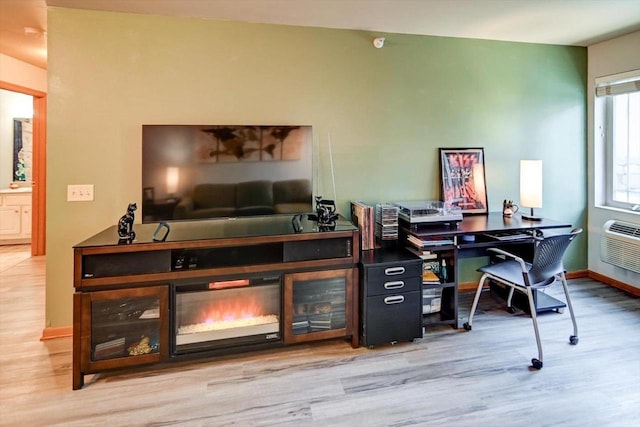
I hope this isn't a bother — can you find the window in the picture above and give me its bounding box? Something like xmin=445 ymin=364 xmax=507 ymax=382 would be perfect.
xmin=596 ymin=71 xmax=640 ymax=212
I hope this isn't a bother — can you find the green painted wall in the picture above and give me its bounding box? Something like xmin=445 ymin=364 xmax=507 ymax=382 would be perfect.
xmin=46 ymin=8 xmax=587 ymax=327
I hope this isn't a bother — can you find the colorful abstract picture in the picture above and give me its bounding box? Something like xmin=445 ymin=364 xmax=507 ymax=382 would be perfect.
xmin=439 ymin=148 xmax=488 ymax=214
xmin=195 ymin=125 xmax=304 ymax=163
xmin=13 ymin=118 xmax=32 ymax=183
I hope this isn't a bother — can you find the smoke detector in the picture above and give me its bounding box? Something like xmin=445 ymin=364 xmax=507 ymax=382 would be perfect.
xmin=373 ymin=37 xmax=385 ymax=49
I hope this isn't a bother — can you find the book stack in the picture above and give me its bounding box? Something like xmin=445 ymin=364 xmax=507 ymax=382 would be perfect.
xmin=292 ymin=310 xmax=346 ymax=334
xmin=308 ymin=313 xmax=332 ymax=331
xmin=330 ymin=309 xmax=346 ymax=329
xmin=422 ymin=260 xmax=441 ymax=284
xmin=374 ymin=203 xmax=399 ymax=242
xmin=93 ymin=337 xmax=125 ymax=360
xmin=292 ymin=316 xmax=310 ymax=335
xmin=404 ymin=234 xmax=455 ymax=259
xmin=351 ymin=201 xmax=375 ymax=250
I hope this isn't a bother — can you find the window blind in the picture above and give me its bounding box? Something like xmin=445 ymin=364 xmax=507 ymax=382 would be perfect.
xmin=595 ymin=73 xmax=640 ymax=97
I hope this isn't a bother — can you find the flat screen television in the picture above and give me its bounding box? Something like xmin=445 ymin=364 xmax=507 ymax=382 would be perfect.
xmin=141 ymin=125 xmax=313 ymax=223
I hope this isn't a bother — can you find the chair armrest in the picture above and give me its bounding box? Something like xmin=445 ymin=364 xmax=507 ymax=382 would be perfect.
xmin=487 ymin=247 xmax=528 ymax=273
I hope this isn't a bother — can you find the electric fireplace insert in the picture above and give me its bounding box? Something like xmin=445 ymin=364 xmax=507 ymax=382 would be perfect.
xmin=173 ymin=275 xmax=282 ymax=355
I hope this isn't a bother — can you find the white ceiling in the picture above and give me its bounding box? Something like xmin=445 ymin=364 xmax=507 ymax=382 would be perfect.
xmin=2 ymin=0 xmax=640 ymax=70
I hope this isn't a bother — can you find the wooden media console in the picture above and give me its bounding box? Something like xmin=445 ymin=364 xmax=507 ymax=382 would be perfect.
xmin=72 ymin=214 xmax=360 ymax=389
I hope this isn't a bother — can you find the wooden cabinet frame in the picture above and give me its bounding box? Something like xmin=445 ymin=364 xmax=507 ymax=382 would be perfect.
xmin=73 ymin=285 xmax=169 ymax=390
xmin=283 ymin=268 xmax=356 ymax=345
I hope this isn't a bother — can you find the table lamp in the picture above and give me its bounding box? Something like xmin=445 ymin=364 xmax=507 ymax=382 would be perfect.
xmin=520 ymin=160 xmax=543 ymax=221
xmin=166 ymin=167 xmax=179 ymax=201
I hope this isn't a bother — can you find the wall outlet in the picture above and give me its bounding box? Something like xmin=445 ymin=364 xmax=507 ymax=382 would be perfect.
xmin=67 ymin=184 xmax=94 ymax=202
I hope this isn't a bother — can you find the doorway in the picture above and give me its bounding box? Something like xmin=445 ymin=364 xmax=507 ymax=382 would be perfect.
xmin=0 ymin=81 xmax=46 ymax=256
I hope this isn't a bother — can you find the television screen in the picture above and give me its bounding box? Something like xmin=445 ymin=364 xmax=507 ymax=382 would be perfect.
xmin=141 ymin=125 xmax=313 ymax=223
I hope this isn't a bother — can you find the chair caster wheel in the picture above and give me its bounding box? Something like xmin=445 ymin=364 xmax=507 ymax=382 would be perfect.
xmin=531 ymin=358 xmax=543 ymax=369
xmin=569 ymin=335 xmax=579 ymax=345
xmin=507 ymin=306 xmax=517 ymax=314
xmin=463 ymin=322 xmax=472 ymax=331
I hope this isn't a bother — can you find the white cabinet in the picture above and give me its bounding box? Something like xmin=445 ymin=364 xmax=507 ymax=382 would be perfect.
xmin=0 ymin=206 xmax=22 ymax=235
xmin=0 ymin=190 xmax=32 ymax=243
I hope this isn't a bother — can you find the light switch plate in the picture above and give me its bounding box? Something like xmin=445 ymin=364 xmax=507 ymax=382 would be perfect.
xmin=67 ymin=184 xmax=94 ymax=201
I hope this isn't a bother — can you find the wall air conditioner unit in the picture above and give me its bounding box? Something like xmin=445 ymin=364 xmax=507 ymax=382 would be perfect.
xmin=600 ymin=220 xmax=640 ymax=273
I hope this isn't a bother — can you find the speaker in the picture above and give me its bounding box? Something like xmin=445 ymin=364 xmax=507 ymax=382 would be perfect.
xmin=83 ymin=250 xmax=171 ymax=278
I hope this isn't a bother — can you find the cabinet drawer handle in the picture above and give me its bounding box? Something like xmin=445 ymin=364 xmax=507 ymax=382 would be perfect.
xmin=384 ymin=281 xmax=405 ymax=290
xmin=384 ymin=295 xmax=405 ymax=305
xmin=384 ymin=266 xmax=405 ymax=276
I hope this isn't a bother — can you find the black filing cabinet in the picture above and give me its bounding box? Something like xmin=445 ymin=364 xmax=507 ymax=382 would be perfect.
xmin=360 ymin=248 xmax=423 ymax=348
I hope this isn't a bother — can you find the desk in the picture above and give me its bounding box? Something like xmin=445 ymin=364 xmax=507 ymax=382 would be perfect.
xmin=402 ymin=212 xmax=572 ymax=316
xmin=405 ymin=212 xmax=571 ymax=238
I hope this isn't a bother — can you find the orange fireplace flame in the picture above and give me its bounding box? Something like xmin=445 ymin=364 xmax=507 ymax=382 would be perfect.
xmin=199 ymin=297 xmax=266 ymax=325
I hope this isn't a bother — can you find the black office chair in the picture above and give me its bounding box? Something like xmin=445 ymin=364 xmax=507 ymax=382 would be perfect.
xmin=463 ymin=228 xmax=582 ymax=369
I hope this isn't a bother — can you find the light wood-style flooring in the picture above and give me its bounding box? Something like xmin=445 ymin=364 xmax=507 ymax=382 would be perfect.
xmin=0 ymin=244 xmax=639 ymax=426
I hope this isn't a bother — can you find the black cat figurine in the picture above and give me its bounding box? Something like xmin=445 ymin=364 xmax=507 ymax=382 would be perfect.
xmin=117 ymin=202 xmax=137 ymax=242
xmin=308 ymin=196 xmax=338 ymax=230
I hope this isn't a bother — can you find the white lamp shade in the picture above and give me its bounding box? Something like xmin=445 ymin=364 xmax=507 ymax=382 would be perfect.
xmin=520 ymin=160 xmax=542 ymax=208
xmin=166 ymin=167 xmax=179 ymax=195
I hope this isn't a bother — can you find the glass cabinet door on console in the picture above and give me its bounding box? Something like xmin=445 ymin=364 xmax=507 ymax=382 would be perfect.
xmin=283 ymin=268 xmax=354 ymax=344
xmin=75 ymin=285 xmax=169 ymax=384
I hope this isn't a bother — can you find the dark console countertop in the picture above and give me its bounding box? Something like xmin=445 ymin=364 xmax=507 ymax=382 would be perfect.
xmin=75 ymin=214 xmax=357 ymax=248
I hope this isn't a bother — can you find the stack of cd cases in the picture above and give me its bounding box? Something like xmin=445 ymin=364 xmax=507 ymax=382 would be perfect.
xmin=375 ymin=203 xmax=399 ymax=242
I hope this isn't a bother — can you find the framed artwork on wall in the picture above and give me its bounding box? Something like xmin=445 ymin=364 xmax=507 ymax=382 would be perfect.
xmin=439 ymin=147 xmax=488 ymax=214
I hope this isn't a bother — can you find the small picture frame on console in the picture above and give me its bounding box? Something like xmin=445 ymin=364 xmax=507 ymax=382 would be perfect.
xmin=143 ymin=187 xmax=154 ymax=202
xmin=439 ymin=147 xmax=488 ymax=215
